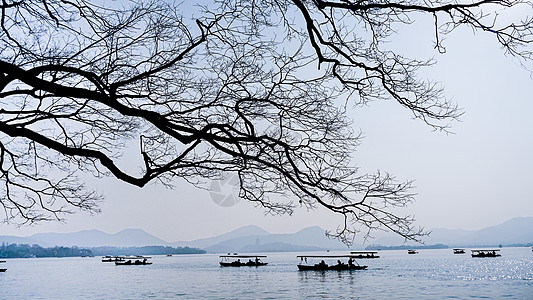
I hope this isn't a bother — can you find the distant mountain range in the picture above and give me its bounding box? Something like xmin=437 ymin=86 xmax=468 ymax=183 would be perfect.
xmin=369 ymin=217 xmax=533 ymax=247
xmin=0 ymin=225 xmax=348 ymax=251
xmin=0 ymin=228 xmax=169 ymax=248
xmin=1 ymin=217 xmax=532 ymax=252
xmin=171 ymin=226 xmax=349 ymax=253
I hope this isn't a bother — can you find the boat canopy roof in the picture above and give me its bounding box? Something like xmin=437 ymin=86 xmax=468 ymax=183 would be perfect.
xmin=219 ymin=255 xmax=267 ymax=258
xmin=350 ymin=251 xmax=378 ymax=254
xmin=471 ymin=249 xmax=500 ymax=252
xmin=453 ymin=248 xmax=465 ymax=250
xmin=297 ymin=255 xmax=364 ymax=258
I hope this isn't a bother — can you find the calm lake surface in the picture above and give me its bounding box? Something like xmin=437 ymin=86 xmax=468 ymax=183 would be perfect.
xmin=1 ymin=247 xmax=532 ymax=299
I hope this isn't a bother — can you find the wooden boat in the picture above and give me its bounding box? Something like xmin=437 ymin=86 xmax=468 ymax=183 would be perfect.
xmin=0 ymin=260 xmax=6 ymax=272
xmin=453 ymin=248 xmax=466 ymax=254
xmin=115 ymin=256 xmax=152 ymax=265
xmin=407 ymin=249 xmax=418 ymax=254
xmin=350 ymin=251 xmax=380 ymax=258
xmin=296 ymin=255 xmax=368 ymax=271
xmin=471 ymin=250 xmax=501 ymax=257
xmin=219 ymin=255 xmax=268 ymax=267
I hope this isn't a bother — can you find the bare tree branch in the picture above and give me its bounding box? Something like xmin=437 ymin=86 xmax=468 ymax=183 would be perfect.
xmin=1 ymin=0 xmax=532 ymax=244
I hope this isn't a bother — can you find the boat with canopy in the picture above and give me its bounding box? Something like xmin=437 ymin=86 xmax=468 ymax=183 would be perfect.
xmin=350 ymin=251 xmax=380 ymax=258
xmin=297 ymin=255 xmax=367 ymax=271
xmin=114 ymin=256 xmax=153 ymax=265
xmin=471 ymin=250 xmax=501 ymax=257
xmin=102 ymin=256 xmax=126 ymax=262
xmin=219 ymin=255 xmax=268 ymax=267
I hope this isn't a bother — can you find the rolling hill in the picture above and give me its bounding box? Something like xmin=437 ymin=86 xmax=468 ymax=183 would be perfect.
xmin=2 ymin=217 xmax=532 ymax=251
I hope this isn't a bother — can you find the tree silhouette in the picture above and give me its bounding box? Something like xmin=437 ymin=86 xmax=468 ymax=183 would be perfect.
xmin=1 ymin=0 xmax=531 ymax=244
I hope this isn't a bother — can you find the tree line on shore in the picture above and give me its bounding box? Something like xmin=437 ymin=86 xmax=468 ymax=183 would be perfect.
xmin=0 ymin=243 xmax=92 ymax=258
xmin=365 ymin=243 xmax=533 ymax=251
xmin=365 ymin=244 xmax=449 ymax=251
xmin=0 ymin=243 xmax=206 ymax=258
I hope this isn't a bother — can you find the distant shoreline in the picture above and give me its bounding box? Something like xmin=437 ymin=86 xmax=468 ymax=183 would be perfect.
xmin=0 ymin=244 xmax=206 ymax=258
xmin=365 ymin=243 xmax=533 ymax=251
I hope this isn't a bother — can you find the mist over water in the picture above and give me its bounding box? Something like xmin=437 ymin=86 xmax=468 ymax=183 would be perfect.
xmin=1 ymin=248 xmax=532 ymax=299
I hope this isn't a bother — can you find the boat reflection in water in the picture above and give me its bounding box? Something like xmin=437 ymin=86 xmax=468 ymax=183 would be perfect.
xmin=297 ymin=255 xmax=367 ymax=271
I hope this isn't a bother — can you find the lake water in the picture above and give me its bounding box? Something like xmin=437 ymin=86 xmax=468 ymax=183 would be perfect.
xmin=1 ymin=247 xmax=532 ymax=299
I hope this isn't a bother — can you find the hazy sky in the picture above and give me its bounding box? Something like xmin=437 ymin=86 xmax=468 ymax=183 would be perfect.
xmin=1 ymin=6 xmax=532 ymax=243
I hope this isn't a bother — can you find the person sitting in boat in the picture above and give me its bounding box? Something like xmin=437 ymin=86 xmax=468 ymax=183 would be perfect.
xmin=337 ymin=260 xmax=344 ymax=266
xmin=348 ymin=258 xmax=355 ymax=267
xmin=317 ymin=260 xmax=327 ymax=268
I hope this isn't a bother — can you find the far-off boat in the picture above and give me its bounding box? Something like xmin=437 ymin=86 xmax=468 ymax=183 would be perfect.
xmin=0 ymin=260 xmax=6 ymax=272
xmin=453 ymin=249 xmax=466 ymax=254
xmin=219 ymin=255 xmax=268 ymax=267
xmin=297 ymin=255 xmax=367 ymax=271
xmin=471 ymin=249 xmax=501 ymax=258
xmin=407 ymin=249 xmax=418 ymax=254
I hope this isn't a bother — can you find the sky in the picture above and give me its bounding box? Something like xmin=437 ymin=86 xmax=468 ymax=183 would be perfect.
xmin=1 ymin=5 xmax=532 ymax=243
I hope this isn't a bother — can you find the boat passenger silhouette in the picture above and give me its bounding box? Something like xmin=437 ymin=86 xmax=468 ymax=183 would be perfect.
xmin=317 ymin=260 xmax=327 ymax=268
xmin=348 ymin=258 xmax=355 ymax=267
